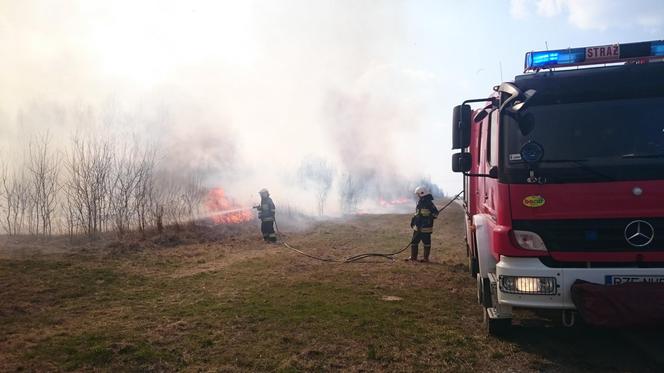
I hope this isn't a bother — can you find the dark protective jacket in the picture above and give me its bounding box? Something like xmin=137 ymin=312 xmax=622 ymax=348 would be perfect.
xmin=257 ymin=197 xmax=276 ymax=222
xmin=411 ymin=195 xmax=439 ymax=233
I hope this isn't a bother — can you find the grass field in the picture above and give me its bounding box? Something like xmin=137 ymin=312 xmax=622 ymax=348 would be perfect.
xmin=1 ymin=204 xmax=662 ymax=372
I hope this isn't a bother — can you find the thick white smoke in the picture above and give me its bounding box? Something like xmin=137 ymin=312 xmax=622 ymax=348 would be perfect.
xmin=0 ymin=0 xmax=443 ymax=217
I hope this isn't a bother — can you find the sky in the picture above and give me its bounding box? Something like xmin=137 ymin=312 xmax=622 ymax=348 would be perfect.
xmin=0 ymin=0 xmax=663 ymax=214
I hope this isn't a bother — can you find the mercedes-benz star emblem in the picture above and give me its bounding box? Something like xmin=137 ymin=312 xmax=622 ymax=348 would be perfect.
xmin=624 ymin=220 xmax=655 ymax=247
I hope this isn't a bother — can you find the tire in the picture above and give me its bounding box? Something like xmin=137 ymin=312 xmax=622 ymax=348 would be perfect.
xmin=479 ymin=277 xmax=492 ymax=308
xmin=469 ymin=256 xmax=479 ymax=278
xmin=469 ymin=233 xmax=479 ymax=278
xmin=483 ymin=307 xmax=512 ymax=337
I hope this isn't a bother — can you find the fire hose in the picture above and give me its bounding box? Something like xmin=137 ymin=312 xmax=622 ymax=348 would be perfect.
xmin=273 ymin=190 xmax=464 ymax=263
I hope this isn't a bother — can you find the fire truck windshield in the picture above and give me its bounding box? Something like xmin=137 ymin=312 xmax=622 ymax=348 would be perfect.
xmin=502 ymin=96 xmax=664 ymax=183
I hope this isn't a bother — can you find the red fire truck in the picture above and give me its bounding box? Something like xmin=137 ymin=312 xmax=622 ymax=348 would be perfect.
xmin=452 ymin=40 xmax=664 ymax=335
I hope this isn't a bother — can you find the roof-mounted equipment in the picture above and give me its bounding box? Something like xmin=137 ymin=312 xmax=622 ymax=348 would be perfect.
xmin=524 ymin=40 xmax=664 ymax=72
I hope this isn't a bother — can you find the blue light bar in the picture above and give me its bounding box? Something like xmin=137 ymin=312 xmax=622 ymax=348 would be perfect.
xmin=524 ymin=40 xmax=664 ymax=72
xmin=652 ymin=41 xmax=664 ymax=56
xmin=526 ymin=48 xmax=585 ymax=70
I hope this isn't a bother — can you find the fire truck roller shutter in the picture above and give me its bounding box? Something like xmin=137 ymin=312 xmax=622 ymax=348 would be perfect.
xmin=473 ymin=214 xmax=497 ymax=278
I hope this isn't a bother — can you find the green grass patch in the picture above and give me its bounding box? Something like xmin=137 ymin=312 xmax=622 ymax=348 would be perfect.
xmin=3 ymin=209 xmax=657 ymax=371
xmin=25 ymin=331 xmax=179 ymax=371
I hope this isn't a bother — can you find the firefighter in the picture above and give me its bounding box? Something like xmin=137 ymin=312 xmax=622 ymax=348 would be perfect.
xmin=407 ymin=186 xmax=439 ymax=262
xmin=256 ymin=188 xmax=277 ymax=243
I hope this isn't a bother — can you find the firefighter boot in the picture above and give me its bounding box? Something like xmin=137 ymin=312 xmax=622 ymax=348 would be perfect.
xmin=421 ymin=245 xmax=431 ymax=263
xmin=406 ymin=244 xmax=418 ymax=261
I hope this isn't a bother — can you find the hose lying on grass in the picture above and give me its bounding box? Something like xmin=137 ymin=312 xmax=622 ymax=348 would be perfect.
xmin=276 ymin=190 xmax=464 ymax=263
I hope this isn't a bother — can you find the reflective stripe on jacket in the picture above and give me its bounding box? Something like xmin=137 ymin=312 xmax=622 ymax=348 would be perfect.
xmin=411 ymin=195 xmax=438 ymax=233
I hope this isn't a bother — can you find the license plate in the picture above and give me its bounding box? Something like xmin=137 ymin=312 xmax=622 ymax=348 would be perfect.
xmin=605 ymin=275 xmax=664 ymax=285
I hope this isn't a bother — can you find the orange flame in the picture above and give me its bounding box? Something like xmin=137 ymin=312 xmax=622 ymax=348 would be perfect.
xmin=204 ymin=188 xmax=253 ymax=225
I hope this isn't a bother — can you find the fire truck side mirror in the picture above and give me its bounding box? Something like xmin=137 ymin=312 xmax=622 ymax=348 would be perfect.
xmin=452 ymin=104 xmax=471 ymax=149
xmin=452 ymin=152 xmax=472 ymax=173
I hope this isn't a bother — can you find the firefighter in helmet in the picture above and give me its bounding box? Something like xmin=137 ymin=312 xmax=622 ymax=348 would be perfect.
xmin=407 ymin=186 xmax=439 ymax=262
xmin=256 ymin=188 xmax=277 ymax=242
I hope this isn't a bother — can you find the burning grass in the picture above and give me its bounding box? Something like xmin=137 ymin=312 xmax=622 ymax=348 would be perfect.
xmin=1 ymin=204 xmax=662 ymax=371
xmin=202 ymin=188 xmax=254 ymax=225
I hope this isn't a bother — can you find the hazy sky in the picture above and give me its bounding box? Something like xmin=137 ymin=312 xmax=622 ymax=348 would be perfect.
xmin=1 ymin=0 xmax=663 ymax=212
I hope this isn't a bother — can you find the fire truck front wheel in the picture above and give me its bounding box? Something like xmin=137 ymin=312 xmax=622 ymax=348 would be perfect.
xmin=477 ymin=276 xmax=492 ymax=307
xmin=469 ymin=256 xmax=479 ymax=278
xmin=467 ymin=232 xmax=479 ymax=278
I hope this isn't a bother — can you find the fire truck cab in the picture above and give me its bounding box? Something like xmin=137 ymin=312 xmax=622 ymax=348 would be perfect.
xmin=452 ymin=40 xmax=664 ymax=335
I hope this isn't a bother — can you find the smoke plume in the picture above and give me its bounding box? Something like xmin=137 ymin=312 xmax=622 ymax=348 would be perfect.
xmin=0 ymin=0 xmax=443 ymax=220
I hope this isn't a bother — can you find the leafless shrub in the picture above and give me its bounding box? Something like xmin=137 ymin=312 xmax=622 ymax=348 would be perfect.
xmin=2 ymin=125 xmax=209 ymax=240
xmin=63 ymin=136 xmax=114 ymax=239
xmin=134 ymin=147 xmax=156 ymax=235
xmin=109 ymin=142 xmax=143 ymax=236
xmin=1 ymin=163 xmax=31 ymax=235
xmin=298 ymin=157 xmax=335 ymax=216
xmin=26 ymin=133 xmax=60 ymax=236
xmin=339 ymin=172 xmax=364 ymax=214
xmin=181 ymin=172 xmax=205 ymax=222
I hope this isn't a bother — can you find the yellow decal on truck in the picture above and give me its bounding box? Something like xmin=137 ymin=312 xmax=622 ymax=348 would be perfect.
xmin=523 ymin=195 xmax=545 ymax=208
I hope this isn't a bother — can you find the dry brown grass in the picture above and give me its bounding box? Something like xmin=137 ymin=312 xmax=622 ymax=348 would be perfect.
xmin=1 ymin=205 xmax=662 ymax=372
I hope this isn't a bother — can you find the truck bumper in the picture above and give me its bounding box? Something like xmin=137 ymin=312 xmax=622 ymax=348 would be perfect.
xmin=495 ymin=256 xmax=664 ymax=309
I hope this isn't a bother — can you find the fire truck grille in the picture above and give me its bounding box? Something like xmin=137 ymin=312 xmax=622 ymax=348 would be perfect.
xmin=512 ymin=218 xmax=664 ymax=252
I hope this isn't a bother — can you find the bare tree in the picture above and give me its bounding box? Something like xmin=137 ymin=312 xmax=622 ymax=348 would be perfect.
xmin=0 ymin=108 xmax=219 ymax=239
xmin=25 ymin=134 xmax=60 ymax=236
xmin=63 ymin=136 xmax=114 ymax=239
xmin=148 ymin=181 xmax=165 ymax=233
xmin=339 ymin=172 xmax=364 ymax=214
xmin=181 ymin=171 xmax=205 ymax=223
xmin=148 ymin=174 xmax=180 ymax=231
xmin=61 ymin=191 xmax=77 ymax=238
xmin=134 ymin=146 xmax=157 ymax=235
xmin=163 ymin=179 xmax=187 ymax=229
xmin=109 ymin=142 xmax=142 ymax=236
xmin=1 ymin=163 xmax=31 ymax=235
xmin=298 ymin=157 xmax=335 ymax=216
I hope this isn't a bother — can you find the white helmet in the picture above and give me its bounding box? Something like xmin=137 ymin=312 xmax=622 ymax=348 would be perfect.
xmin=259 ymin=188 xmax=269 ymax=197
xmin=414 ymin=186 xmax=430 ymax=198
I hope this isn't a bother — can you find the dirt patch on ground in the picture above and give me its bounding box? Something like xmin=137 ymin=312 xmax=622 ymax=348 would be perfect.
xmin=167 ymin=243 xmax=282 ymax=278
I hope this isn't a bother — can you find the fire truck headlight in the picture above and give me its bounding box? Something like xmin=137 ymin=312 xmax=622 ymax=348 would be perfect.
xmin=512 ymin=230 xmax=547 ymax=251
xmin=499 ymin=276 xmax=557 ymax=295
